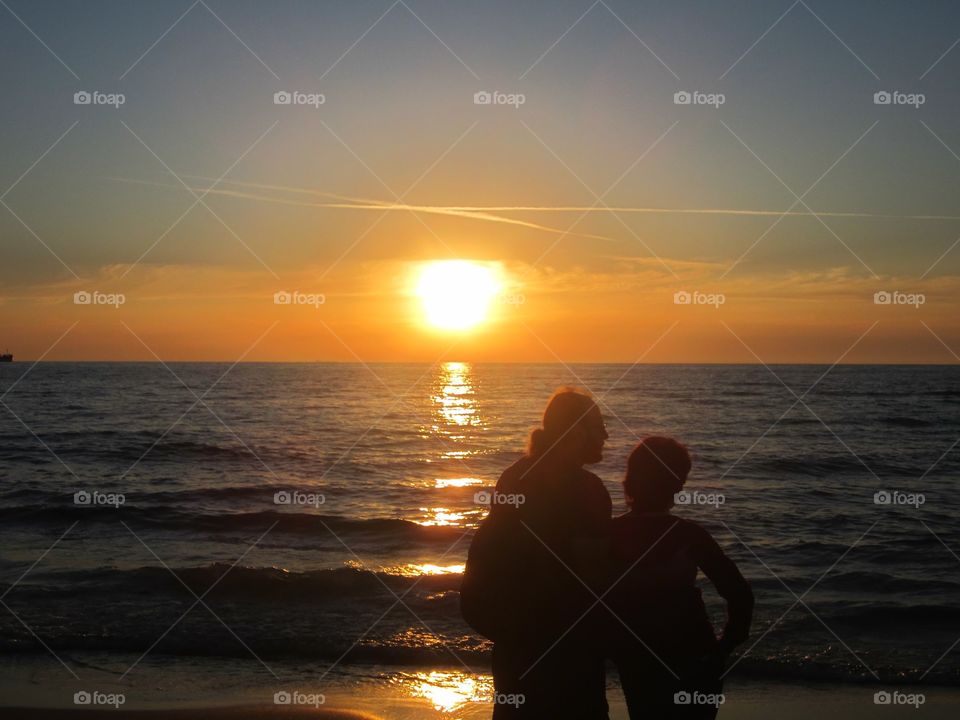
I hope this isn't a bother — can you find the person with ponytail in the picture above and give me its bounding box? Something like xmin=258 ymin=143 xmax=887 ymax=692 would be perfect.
xmin=461 ymin=388 xmax=612 ymax=718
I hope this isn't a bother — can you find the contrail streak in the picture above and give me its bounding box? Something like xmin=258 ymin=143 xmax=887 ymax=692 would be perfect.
xmin=109 ymin=177 xmax=622 ymax=243
xmin=113 ymin=175 xmax=960 ymax=225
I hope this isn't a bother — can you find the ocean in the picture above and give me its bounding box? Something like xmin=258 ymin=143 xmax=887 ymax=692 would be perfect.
xmin=1 ymin=362 xmax=959 ymax=709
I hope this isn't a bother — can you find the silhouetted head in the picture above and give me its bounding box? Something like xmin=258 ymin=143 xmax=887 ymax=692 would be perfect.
xmin=526 ymin=387 xmax=608 ymax=466
xmin=623 ymin=436 xmax=691 ymax=511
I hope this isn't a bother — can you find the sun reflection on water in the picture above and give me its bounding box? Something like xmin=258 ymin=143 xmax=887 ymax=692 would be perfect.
xmin=434 ymin=477 xmax=483 ymax=488
xmin=393 ymin=670 xmax=494 ymax=713
xmin=434 ymin=362 xmax=479 ymax=430
xmin=387 ymin=563 xmax=466 ymax=577
xmin=415 ymin=507 xmax=475 ymax=527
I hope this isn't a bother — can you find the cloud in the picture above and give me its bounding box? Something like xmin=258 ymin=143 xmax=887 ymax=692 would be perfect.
xmin=171 ymin=176 xmax=960 ymax=222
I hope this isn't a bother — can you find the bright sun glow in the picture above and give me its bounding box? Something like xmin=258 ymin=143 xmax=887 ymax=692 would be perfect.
xmin=416 ymin=260 xmax=500 ymax=331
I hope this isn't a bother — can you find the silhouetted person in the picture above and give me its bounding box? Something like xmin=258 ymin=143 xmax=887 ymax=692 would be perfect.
xmin=461 ymin=388 xmax=612 ymax=718
xmin=608 ymin=437 xmax=753 ymax=719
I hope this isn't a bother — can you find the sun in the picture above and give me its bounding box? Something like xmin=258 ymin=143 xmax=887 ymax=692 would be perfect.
xmin=416 ymin=260 xmax=501 ymax=331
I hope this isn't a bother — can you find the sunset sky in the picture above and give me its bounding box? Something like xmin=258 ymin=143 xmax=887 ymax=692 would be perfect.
xmin=2 ymin=0 xmax=960 ymax=363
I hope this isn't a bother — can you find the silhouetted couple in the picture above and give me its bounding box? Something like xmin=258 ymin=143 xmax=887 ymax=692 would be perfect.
xmin=461 ymin=388 xmax=754 ymax=719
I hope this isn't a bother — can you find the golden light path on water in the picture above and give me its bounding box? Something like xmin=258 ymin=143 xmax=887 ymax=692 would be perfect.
xmin=345 ymin=560 xmax=465 ymax=577
xmin=387 ymin=563 xmax=466 ymax=577
xmin=434 ymin=477 xmax=483 ymax=488
xmin=434 ymin=362 xmax=480 ymax=434
xmin=415 ymin=362 xmax=487 ymax=528
xmin=391 ymin=670 xmax=494 ymax=714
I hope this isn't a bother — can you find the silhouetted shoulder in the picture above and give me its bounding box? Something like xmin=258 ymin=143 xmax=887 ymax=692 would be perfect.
xmin=579 ymin=468 xmax=612 ymax=514
xmin=494 ymin=456 xmax=534 ymax=495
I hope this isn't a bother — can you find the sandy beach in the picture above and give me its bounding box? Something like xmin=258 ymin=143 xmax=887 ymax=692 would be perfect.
xmin=4 ymin=680 xmax=960 ymax=720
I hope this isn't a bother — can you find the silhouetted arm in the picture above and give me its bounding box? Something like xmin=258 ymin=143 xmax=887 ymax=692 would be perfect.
xmin=693 ymin=526 xmax=754 ymax=653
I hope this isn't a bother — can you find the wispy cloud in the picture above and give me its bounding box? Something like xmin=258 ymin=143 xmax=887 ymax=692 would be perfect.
xmin=109 ymin=176 xmax=622 ymax=244
xmin=110 ymin=175 xmax=960 ymax=236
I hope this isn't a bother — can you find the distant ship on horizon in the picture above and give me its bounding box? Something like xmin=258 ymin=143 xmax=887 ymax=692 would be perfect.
xmin=0 ymin=350 xmax=12 ymax=362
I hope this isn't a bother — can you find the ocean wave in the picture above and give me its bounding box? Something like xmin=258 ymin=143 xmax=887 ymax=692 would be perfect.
xmin=0 ymin=504 xmax=469 ymax=543
xmin=8 ymin=563 xmax=465 ymax=603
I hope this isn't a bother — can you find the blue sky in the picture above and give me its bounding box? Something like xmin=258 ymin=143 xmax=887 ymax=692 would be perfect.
xmin=2 ymin=0 xmax=960 ymax=361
